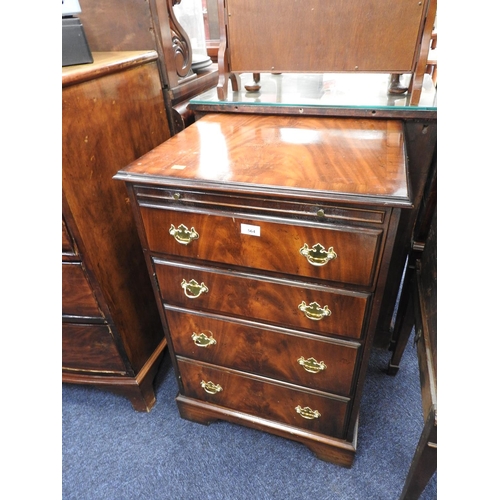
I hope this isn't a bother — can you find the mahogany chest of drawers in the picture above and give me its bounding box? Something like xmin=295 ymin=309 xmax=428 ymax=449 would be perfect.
xmin=115 ymin=113 xmax=412 ymax=465
xmin=62 ymin=52 xmax=170 ymax=411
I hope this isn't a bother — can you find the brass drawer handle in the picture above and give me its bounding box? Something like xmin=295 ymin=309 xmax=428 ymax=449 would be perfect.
xmin=192 ymin=331 xmax=217 ymax=347
xmin=181 ymin=279 xmax=209 ymax=299
xmin=169 ymin=223 xmax=199 ymax=245
xmin=299 ymin=243 xmax=337 ymax=266
xmin=201 ymin=380 xmax=223 ymax=394
xmin=297 ymin=356 xmax=327 ymax=374
xmin=298 ymin=301 xmax=331 ymax=321
xmin=295 ymin=405 xmax=321 ymax=420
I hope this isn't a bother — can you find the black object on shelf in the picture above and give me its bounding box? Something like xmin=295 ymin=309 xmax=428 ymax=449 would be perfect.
xmin=62 ymin=17 xmax=93 ymax=67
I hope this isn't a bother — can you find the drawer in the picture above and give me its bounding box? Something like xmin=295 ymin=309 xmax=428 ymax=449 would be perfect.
xmin=166 ymin=308 xmax=360 ymax=396
xmin=62 ymin=219 xmax=76 ymax=255
xmin=140 ymin=206 xmax=383 ymax=287
xmin=62 ymin=323 xmax=127 ymax=374
xmin=62 ymin=262 xmax=103 ymax=318
xmin=177 ymin=358 xmax=349 ymax=439
xmin=154 ymin=258 xmax=369 ymax=339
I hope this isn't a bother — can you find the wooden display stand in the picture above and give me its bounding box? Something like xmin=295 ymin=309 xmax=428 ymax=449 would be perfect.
xmin=216 ymin=0 xmax=436 ymax=105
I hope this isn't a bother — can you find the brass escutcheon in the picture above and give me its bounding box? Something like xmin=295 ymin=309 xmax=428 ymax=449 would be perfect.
xmin=192 ymin=331 xmax=217 ymax=347
xmin=169 ymin=223 xmax=199 ymax=245
xmin=295 ymin=405 xmax=321 ymax=419
xmin=297 ymin=356 xmax=327 ymax=374
xmin=181 ymin=279 xmax=209 ymax=298
xmin=298 ymin=301 xmax=331 ymax=321
xmin=200 ymin=380 xmax=223 ymax=394
xmin=299 ymin=243 xmax=337 ymax=266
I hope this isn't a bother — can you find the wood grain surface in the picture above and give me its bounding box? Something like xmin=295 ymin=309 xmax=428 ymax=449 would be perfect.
xmin=117 ymin=114 xmax=410 ymax=206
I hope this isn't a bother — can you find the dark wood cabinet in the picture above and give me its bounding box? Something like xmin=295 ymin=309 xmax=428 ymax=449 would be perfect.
xmin=115 ymin=113 xmax=412 ymax=464
xmin=62 ymin=51 xmax=171 ymax=411
xmin=78 ymin=0 xmax=219 ymax=133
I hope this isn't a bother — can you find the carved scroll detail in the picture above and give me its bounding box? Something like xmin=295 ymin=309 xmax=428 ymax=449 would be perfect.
xmin=168 ymin=0 xmax=193 ymax=79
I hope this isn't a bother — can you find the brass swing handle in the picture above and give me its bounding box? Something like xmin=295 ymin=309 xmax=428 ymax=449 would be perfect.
xmin=298 ymin=301 xmax=331 ymax=321
xmin=299 ymin=243 xmax=337 ymax=266
xmin=297 ymin=356 xmax=327 ymax=374
xmin=295 ymin=405 xmax=321 ymax=420
xmin=181 ymin=279 xmax=209 ymax=299
xmin=192 ymin=332 xmax=217 ymax=347
xmin=201 ymin=380 xmax=223 ymax=394
xmin=169 ymin=223 xmax=199 ymax=245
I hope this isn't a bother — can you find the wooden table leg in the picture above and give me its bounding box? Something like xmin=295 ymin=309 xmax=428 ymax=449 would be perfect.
xmin=399 ymin=408 xmax=437 ymax=500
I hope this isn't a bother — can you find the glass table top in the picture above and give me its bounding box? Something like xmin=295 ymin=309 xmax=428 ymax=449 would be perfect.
xmin=190 ymin=72 xmax=437 ymax=113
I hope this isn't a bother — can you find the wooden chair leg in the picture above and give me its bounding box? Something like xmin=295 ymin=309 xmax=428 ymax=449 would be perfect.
xmin=388 ymin=259 xmax=416 ymax=375
xmin=399 ymin=409 xmax=437 ymax=500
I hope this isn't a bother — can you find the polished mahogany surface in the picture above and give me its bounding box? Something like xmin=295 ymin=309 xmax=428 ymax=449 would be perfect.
xmin=153 ymin=258 xmax=370 ymax=339
xmin=139 ymin=205 xmax=383 ymax=287
xmin=62 ymin=263 xmax=103 ymax=318
xmin=165 ymin=308 xmax=360 ymax=396
xmin=62 ymin=324 xmax=127 ymax=373
xmin=118 ymin=114 xmax=410 ymax=206
xmin=62 ymin=51 xmax=169 ymax=411
xmin=177 ymin=357 xmax=350 ymax=438
xmin=119 ymin=111 xmax=411 ymax=463
xmin=62 ymin=50 xmax=159 ymax=87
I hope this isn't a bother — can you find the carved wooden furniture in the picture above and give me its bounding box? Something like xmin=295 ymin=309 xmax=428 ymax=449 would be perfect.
xmin=395 ymin=209 xmax=437 ymax=499
xmin=115 ymin=113 xmax=412 ymax=465
xmin=62 ymin=51 xmax=171 ymax=411
xmin=426 ymin=31 xmax=438 ymax=87
xmin=78 ymin=0 xmax=219 ymax=134
xmin=216 ymin=0 xmax=437 ymax=105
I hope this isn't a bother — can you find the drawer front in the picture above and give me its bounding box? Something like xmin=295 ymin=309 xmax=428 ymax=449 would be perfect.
xmin=62 ymin=219 xmax=76 ymax=255
xmin=141 ymin=206 xmax=383 ymax=286
xmin=62 ymin=323 xmax=126 ymax=374
xmin=155 ymin=259 xmax=369 ymax=339
xmin=177 ymin=358 xmax=349 ymax=439
xmin=167 ymin=308 xmax=360 ymax=396
xmin=62 ymin=262 xmax=103 ymax=318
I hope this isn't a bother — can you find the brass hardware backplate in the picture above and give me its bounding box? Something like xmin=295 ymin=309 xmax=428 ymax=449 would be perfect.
xmin=201 ymin=380 xmax=223 ymax=394
xmin=297 ymin=356 xmax=327 ymax=373
xmin=181 ymin=279 xmax=209 ymax=298
xmin=298 ymin=301 xmax=331 ymax=321
xmin=295 ymin=405 xmax=321 ymax=419
xmin=169 ymin=223 xmax=199 ymax=245
xmin=192 ymin=331 xmax=217 ymax=347
xmin=299 ymin=243 xmax=337 ymax=266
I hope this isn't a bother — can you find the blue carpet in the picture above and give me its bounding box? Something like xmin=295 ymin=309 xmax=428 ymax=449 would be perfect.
xmin=62 ymin=344 xmax=437 ymax=500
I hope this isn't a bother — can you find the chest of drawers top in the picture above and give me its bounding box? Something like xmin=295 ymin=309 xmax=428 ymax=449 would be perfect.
xmin=115 ymin=114 xmax=411 ymax=208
